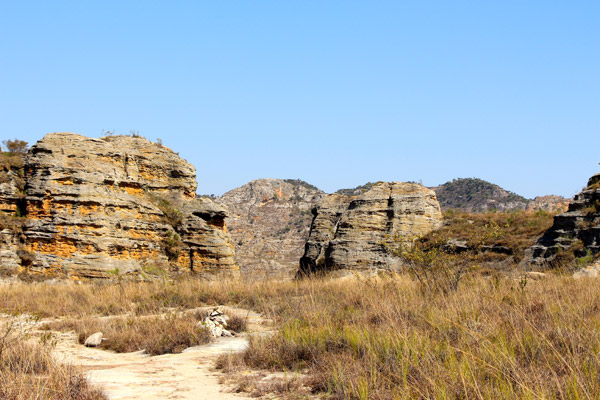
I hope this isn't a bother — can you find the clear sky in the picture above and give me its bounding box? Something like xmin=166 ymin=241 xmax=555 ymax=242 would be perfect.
xmin=1 ymin=1 xmax=598 ymax=198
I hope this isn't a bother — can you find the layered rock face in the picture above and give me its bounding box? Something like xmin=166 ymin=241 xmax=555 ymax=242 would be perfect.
xmin=528 ymin=174 xmax=600 ymax=264
xmin=0 ymin=154 xmax=26 ymax=272
xmin=3 ymin=132 xmax=237 ymax=279
xmin=300 ymin=182 xmax=443 ymax=273
xmin=217 ymin=179 xmax=323 ymax=278
xmin=529 ymin=173 xmax=600 ymax=264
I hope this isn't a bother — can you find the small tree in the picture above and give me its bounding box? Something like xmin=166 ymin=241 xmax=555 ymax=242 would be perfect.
xmin=2 ymin=139 xmax=28 ymax=155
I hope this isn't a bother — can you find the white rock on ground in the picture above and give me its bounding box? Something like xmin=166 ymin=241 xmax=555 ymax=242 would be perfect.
xmin=573 ymin=262 xmax=600 ymax=279
xmin=84 ymin=332 xmax=104 ymax=347
xmin=202 ymin=307 xmax=233 ymax=337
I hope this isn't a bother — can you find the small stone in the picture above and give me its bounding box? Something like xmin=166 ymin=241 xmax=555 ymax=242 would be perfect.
xmin=84 ymin=332 xmax=104 ymax=347
xmin=525 ymin=271 xmax=547 ymax=280
xmin=573 ymin=263 xmax=600 ymax=279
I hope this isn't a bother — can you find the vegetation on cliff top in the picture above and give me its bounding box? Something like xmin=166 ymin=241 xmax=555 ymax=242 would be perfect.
xmin=433 ymin=178 xmax=529 ymax=212
xmin=283 ymin=179 xmax=321 ymax=192
xmin=335 ymin=182 xmax=375 ymax=196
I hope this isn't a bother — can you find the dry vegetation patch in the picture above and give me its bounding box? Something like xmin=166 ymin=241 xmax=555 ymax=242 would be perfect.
xmin=216 ymin=275 xmax=600 ymax=399
xmin=4 ymin=244 xmax=600 ymax=399
xmin=420 ymin=209 xmax=556 ymax=265
xmin=0 ymin=332 xmax=105 ymax=399
xmin=43 ymin=313 xmax=212 ymax=355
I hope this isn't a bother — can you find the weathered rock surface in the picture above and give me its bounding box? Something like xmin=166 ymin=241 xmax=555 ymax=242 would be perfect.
xmin=527 ymin=195 xmax=570 ymax=213
xmin=300 ymin=182 xmax=443 ymax=274
xmin=528 ymin=173 xmax=600 ymax=265
xmin=1 ymin=132 xmax=237 ymax=279
xmin=0 ymin=154 xmax=27 ymax=274
xmin=216 ymin=179 xmax=323 ymax=278
xmin=573 ymin=261 xmax=600 ymax=279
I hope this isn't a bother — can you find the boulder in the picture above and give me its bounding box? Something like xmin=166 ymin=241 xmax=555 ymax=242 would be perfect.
xmin=573 ymin=262 xmax=600 ymax=279
xmin=201 ymin=307 xmax=233 ymax=337
xmin=84 ymin=332 xmax=104 ymax=347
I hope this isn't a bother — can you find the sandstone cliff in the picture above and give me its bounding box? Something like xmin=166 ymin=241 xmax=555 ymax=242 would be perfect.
xmin=216 ymin=179 xmax=323 ymax=278
xmin=528 ymin=173 xmax=600 ymax=266
xmin=300 ymin=182 xmax=443 ymax=274
xmin=0 ymin=132 xmax=237 ymax=279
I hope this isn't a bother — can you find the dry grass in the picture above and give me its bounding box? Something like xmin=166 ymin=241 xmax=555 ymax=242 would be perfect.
xmin=0 ymin=337 xmax=106 ymax=399
xmin=43 ymin=313 xmax=211 ymax=355
xmin=215 ymin=274 xmax=600 ymax=399
xmin=419 ymin=209 xmax=556 ymax=265
xmin=3 ymin=240 xmax=600 ymax=398
xmin=0 ymin=278 xmax=297 ymax=319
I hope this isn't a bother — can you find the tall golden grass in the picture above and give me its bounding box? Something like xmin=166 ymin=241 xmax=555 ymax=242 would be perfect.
xmin=0 ymin=335 xmax=106 ymax=399
xmin=3 ymin=265 xmax=600 ymax=398
xmin=217 ymin=273 xmax=600 ymax=399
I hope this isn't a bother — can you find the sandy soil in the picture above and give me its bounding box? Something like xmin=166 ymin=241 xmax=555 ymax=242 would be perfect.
xmin=52 ymin=332 xmax=253 ymax=400
xmin=1 ymin=309 xmax=271 ymax=400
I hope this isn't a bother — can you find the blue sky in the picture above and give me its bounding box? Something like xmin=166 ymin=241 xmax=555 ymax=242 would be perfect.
xmin=1 ymin=1 xmax=598 ymax=198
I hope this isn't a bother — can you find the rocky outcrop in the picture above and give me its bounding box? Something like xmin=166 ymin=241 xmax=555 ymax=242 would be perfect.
xmin=300 ymin=182 xmax=443 ymax=274
xmin=528 ymin=173 xmax=600 ymax=265
xmin=0 ymin=132 xmax=237 ymax=279
xmin=527 ymin=195 xmax=570 ymax=213
xmin=217 ymin=179 xmax=323 ymax=278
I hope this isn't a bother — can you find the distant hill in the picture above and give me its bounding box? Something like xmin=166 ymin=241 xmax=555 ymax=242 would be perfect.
xmin=431 ymin=178 xmax=530 ymax=212
xmin=337 ymin=178 xmax=569 ymax=213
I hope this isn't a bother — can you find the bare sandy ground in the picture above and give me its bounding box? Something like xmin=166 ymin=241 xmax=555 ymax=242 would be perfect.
xmin=52 ymin=332 xmax=253 ymax=400
xmin=0 ymin=309 xmax=270 ymax=400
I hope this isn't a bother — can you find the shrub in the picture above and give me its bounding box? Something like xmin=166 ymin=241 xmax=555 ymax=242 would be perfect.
xmin=44 ymin=313 xmax=211 ymax=356
xmin=2 ymin=139 xmax=28 ymax=155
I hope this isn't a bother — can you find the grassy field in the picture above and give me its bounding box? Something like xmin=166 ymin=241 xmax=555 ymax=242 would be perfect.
xmin=221 ymin=273 xmax=600 ymax=399
xmin=1 ymin=270 xmax=599 ymax=399
xmin=1 ymin=209 xmax=597 ymax=399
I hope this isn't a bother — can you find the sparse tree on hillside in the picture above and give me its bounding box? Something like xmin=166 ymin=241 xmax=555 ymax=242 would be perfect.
xmin=2 ymin=139 xmax=28 ymax=155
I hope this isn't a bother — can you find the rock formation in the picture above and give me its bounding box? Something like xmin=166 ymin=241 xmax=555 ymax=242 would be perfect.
xmin=528 ymin=173 xmax=600 ymax=265
xmin=300 ymin=182 xmax=443 ymax=274
xmin=216 ymin=179 xmax=323 ymax=278
xmin=0 ymin=132 xmax=237 ymax=279
xmin=0 ymin=153 xmax=26 ymax=273
xmin=526 ymin=195 xmax=570 ymax=213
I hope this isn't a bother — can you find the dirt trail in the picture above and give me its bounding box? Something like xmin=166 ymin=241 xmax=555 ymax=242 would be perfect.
xmin=52 ymin=332 xmax=252 ymax=399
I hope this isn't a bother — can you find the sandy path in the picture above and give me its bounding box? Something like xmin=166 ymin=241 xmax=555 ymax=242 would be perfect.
xmin=52 ymin=331 xmax=253 ymax=400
